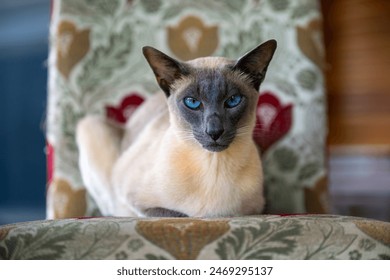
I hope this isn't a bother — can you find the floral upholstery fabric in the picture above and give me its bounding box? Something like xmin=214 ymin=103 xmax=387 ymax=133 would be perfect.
xmin=46 ymin=0 xmax=327 ymax=218
xmin=1 ymin=215 xmax=389 ymax=260
xmin=24 ymin=1 xmax=387 ymax=261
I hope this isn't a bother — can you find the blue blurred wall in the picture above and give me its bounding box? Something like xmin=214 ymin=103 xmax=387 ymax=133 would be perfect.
xmin=0 ymin=0 xmax=49 ymax=224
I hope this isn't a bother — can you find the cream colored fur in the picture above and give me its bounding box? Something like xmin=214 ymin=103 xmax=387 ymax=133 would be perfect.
xmin=76 ymin=92 xmax=264 ymax=217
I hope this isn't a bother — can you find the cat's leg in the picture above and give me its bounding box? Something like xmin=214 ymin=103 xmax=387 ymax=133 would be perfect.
xmin=76 ymin=116 xmax=123 ymax=215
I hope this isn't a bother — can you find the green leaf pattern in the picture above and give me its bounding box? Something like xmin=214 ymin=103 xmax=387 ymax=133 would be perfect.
xmin=77 ymin=24 xmax=134 ymax=94
xmin=0 ymin=222 xmax=80 ymax=259
xmin=65 ymin=221 xmax=130 ymax=259
xmin=0 ymin=216 xmax=388 ymax=260
xmin=298 ymin=219 xmax=358 ymax=259
xmin=216 ymin=219 xmax=302 ymax=259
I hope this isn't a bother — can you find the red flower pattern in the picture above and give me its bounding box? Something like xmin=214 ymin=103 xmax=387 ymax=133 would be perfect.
xmin=253 ymin=92 xmax=293 ymax=153
xmin=106 ymin=93 xmax=145 ymax=124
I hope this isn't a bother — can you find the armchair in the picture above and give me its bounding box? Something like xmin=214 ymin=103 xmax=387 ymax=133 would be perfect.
xmin=0 ymin=0 xmax=388 ymax=260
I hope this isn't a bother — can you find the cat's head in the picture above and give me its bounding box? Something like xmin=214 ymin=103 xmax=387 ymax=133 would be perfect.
xmin=143 ymin=40 xmax=277 ymax=152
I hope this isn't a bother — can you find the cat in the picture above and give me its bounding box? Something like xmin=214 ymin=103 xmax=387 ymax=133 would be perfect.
xmin=76 ymin=40 xmax=277 ymax=218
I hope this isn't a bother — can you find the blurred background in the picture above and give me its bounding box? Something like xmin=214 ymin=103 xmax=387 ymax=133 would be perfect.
xmin=322 ymin=0 xmax=390 ymax=221
xmin=0 ymin=0 xmax=49 ymax=224
xmin=0 ymin=0 xmax=389 ymax=225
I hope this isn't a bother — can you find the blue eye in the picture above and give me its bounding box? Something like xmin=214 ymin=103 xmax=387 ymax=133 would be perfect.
xmin=184 ymin=97 xmax=201 ymax=110
xmin=225 ymin=95 xmax=242 ymax=108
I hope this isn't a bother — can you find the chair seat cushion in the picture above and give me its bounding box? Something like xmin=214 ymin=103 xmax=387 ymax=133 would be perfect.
xmin=1 ymin=215 xmax=389 ymax=259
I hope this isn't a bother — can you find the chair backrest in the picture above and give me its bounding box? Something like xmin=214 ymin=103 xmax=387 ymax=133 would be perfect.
xmin=46 ymin=0 xmax=328 ymax=218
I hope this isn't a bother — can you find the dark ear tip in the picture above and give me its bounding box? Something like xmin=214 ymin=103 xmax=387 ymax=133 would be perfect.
xmin=142 ymin=46 xmax=153 ymax=57
xmin=264 ymin=39 xmax=277 ymax=50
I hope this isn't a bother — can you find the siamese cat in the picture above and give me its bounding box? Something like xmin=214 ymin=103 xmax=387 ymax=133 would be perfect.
xmin=76 ymin=40 xmax=277 ymax=217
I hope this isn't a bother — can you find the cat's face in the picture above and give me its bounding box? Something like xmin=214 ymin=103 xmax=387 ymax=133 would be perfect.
xmin=170 ymin=61 xmax=259 ymax=152
xmin=143 ymin=40 xmax=277 ymax=152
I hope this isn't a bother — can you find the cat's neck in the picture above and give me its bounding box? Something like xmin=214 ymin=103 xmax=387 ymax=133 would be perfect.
xmin=162 ymin=126 xmax=262 ymax=217
xmin=166 ymin=126 xmax=258 ymax=177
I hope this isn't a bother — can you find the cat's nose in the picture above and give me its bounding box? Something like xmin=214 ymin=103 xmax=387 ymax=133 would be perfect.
xmin=207 ymin=128 xmax=224 ymax=141
xmin=206 ymin=116 xmax=224 ymax=141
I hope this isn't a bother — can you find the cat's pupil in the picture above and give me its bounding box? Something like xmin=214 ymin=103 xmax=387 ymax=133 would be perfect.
xmin=184 ymin=97 xmax=201 ymax=110
xmin=225 ymin=95 xmax=242 ymax=108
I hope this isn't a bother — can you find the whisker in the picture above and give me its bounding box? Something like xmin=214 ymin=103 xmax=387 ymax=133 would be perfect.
xmin=175 ymin=129 xmax=197 ymax=143
xmin=236 ymin=125 xmax=255 ymax=138
xmin=252 ymin=127 xmax=269 ymax=136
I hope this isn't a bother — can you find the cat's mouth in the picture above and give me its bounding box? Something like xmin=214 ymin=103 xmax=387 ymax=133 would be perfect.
xmin=192 ymin=132 xmax=232 ymax=152
xmin=202 ymin=143 xmax=229 ymax=152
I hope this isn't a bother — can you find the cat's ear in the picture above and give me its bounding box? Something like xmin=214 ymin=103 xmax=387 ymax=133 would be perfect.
xmin=233 ymin=40 xmax=277 ymax=91
xmin=143 ymin=46 xmax=189 ymax=97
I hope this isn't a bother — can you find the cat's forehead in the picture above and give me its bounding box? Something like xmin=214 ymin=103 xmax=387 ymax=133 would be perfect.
xmin=187 ymin=57 xmax=233 ymax=69
xmin=188 ymin=57 xmax=235 ymax=88
xmin=187 ymin=57 xmax=251 ymax=87
xmin=172 ymin=56 xmax=252 ymax=97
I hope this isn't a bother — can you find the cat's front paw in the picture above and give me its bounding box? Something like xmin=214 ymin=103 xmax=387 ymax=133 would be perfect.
xmin=144 ymin=207 xmax=188 ymax=218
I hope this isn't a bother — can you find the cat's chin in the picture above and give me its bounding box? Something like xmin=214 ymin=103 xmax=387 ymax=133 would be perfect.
xmin=202 ymin=143 xmax=229 ymax=152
